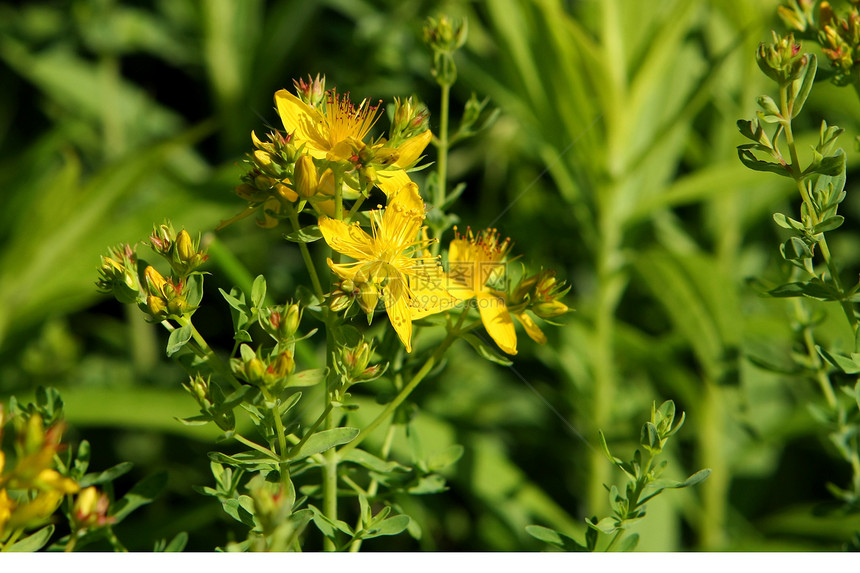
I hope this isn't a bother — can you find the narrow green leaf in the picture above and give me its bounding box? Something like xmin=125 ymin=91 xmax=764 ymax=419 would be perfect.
xmin=672 ymin=468 xmax=711 ymax=488
xmin=461 ymin=333 xmax=513 ymax=366
xmin=792 ymin=53 xmax=817 ymax=118
xmin=184 ymin=273 xmax=204 ymax=308
xmin=737 ymin=148 xmax=790 ymax=177
xmin=162 ymin=532 xmax=189 ymax=552
xmin=286 ymin=367 xmax=327 ymax=388
xmin=290 ymin=427 xmax=359 ymax=460
xmin=112 ymin=471 xmax=168 ymax=521
xmin=818 ymin=347 xmax=860 ymax=375
xmin=7 ymin=525 xmax=54 ymax=552
xmin=525 ymin=524 xmax=586 ymax=551
xmin=284 ymin=225 xmax=323 ymax=243
xmin=341 ymin=448 xmax=409 ymax=473
xmin=166 ymin=322 xmax=193 ymax=357
xmin=78 ymin=461 xmax=134 ymax=488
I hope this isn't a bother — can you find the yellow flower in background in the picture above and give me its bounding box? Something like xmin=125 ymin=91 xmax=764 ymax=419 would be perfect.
xmin=319 ymin=183 xmax=449 ymax=352
xmin=446 ymin=227 xmax=518 ymax=355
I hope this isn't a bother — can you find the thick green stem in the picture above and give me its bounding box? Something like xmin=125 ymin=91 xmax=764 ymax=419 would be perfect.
xmin=430 ymin=81 xmax=452 ymax=257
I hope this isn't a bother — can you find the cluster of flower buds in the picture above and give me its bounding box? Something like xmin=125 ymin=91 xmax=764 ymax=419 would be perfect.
xmin=0 ymin=411 xmax=80 ymax=538
xmin=756 ymin=32 xmax=808 ymax=85
xmin=96 ymin=243 xmax=140 ymax=304
xmin=423 ymin=15 xmax=467 ymax=54
xmin=511 ymin=269 xmax=570 ymax=320
xmin=777 ymin=0 xmax=817 ymax=33
xmin=149 ymin=223 xmax=209 ymax=277
xmin=182 ymin=374 xmax=214 ymax=412
xmin=335 ymin=340 xmax=386 ymax=386
xmin=233 ymin=130 xmax=302 ymax=228
xmin=390 ymin=97 xmax=430 ymax=145
xmin=142 ymin=265 xmax=191 ymax=319
xmin=293 ymin=74 xmax=326 ymax=108
xmin=818 ymin=1 xmax=860 ymax=85
xmin=72 ymin=486 xmax=114 ymax=531
xmin=259 ymin=303 xmax=303 ymax=342
xmin=328 ymin=276 xmax=383 ymax=318
xmin=231 ymin=344 xmax=295 ymax=390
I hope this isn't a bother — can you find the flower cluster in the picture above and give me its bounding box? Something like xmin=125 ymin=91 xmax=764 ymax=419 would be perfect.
xmin=0 ymin=408 xmax=79 ymax=540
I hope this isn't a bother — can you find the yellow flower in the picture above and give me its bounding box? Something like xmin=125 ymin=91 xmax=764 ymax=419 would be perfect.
xmin=0 ymin=489 xmax=13 ymax=535
xmin=275 ymin=88 xmax=432 ymax=198
xmin=275 ymin=88 xmax=381 ymax=161
xmin=319 ymin=183 xmax=450 ymax=352
xmin=446 ymin=227 xmax=519 ymax=355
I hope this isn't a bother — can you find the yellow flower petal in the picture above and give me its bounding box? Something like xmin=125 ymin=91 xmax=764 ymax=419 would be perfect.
xmin=515 ymin=312 xmax=547 ymax=345
xmin=381 ymin=183 xmax=424 ymax=244
xmin=274 ymin=89 xmax=329 ymax=158
xmin=318 ymin=217 xmax=375 ymax=261
xmin=476 ymin=292 xmax=517 ymax=355
xmin=410 ymin=268 xmax=460 ymax=319
xmin=396 ymin=130 xmax=432 ymax=168
xmin=384 ymin=279 xmax=413 ymax=353
xmin=376 ymin=169 xmax=412 ymax=198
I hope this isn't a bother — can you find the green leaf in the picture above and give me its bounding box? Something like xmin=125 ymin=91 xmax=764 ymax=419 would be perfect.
xmin=341 ymin=448 xmax=409 ymax=473
xmin=525 ymin=524 xmax=586 ymax=551
xmin=855 ymin=380 xmax=860 ymax=412
xmin=184 ymin=273 xmax=204 ymax=308
xmin=112 ymin=471 xmax=168 ymax=521
xmin=737 ymin=147 xmax=790 ymax=177
xmin=286 ymin=367 xmax=327 ymax=388
xmin=251 ymin=275 xmax=267 ymax=309
xmin=78 ymin=461 xmax=134 ymax=488
xmin=812 ymin=215 xmax=844 ymax=234
xmin=159 ymin=532 xmax=189 ymax=552
xmin=427 ymin=444 xmax=465 ymax=472
xmin=772 ymin=212 xmax=804 ymax=231
xmin=816 ymin=154 xmax=846 ymax=176
xmin=309 ymin=504 xmax=354 ymax=538
xmin=290 ymin=427 xmax=359 ymax=460
xmin=617 ymin=532 xmax=640 ymax=552
xmin=284 ymin=225 xmax=323 ymax=243
xmin=780 ymin=237 xmax=813 ymax=261
xmin=166 ymin=322 xmax=193 ymax=357
xmin=7 ymin=525 xmax=54 ymax=552
xmin=818 ymin=348 xmax=860 ymax=375
xmin=361 ymin=514 xmax=411 ymax=539
xmin=792 ymin=53 xmax=817 ymax=118
xmin=585 ymin=516 xmax=617 ymax=535
xmin=461 ymin=333 xmax=513 ymax=366
xmin=671 ymin=468 xmax=711 ymax=488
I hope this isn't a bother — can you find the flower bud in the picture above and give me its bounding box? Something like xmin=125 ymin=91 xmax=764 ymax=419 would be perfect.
xmin=267 ymin=351 xmax=295 ymax=382
xmin=357 ymin=281 xmax=380 ymax=315
xmin=73 ymin=486 xmax=114 ymax=530
xmin=176 ymin=230 xmax=195 ymax=264
xmin=275 ymin=183 xmax=298 ymax=203
xmin=284 ymin=303 xmax=302 ymax=336
xmin=293 ymin=74 xmax=326 ymax=107
xmin=423 ymin=15 xmax=467 ymax=53
xmin=144 ymin=266 xmax=168 ymax=297
xmin=294 ymin=155 xmax=319 ymax=199
xmin=146 ymin=295 xmax=167 ymax=318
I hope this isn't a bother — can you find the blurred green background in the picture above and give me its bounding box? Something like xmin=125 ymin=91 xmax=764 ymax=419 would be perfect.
xmin=3 ymin=0 xmax=860 ymax=551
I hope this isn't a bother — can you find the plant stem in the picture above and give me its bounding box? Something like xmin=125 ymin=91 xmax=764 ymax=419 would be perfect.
xmin=431 ymin=81 xmax=452 ymax=257
xmin=346 ymin=195 xmax=366 ymax=222
xmin=174 ymin=316 xmax=242 ymax=390
xmin=348 ymin=423 xmax=397 ymax=552
xmin=285 ymin=202 xmax=325 ymax=302
xmin=781 ymin=85 xmax=858 ymax=335
xmin=322 ymin=308 xmax=339 ymax=551
xmin=287 ymin=403 xmax=332 ymax=458
xmin=260 ymin=387 xmax=289 ymax=461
